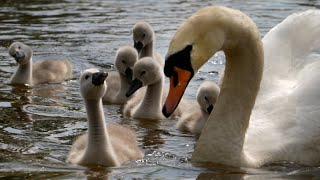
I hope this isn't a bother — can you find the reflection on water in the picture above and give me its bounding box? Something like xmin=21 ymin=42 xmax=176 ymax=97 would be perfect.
xmin=9 ymin=85 xmax=33 ymax=121
xmin=0 ymin=0 xmax=320 ymax=179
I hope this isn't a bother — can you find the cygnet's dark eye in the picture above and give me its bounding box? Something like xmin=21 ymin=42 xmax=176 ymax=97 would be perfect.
xmin=142 ymin=33 xmax=146 ymax=38
xmin=85 ymin=75 xmax=90 ymax=80
xmin=122 ymin=60 xmax=126 ymax=64
xmin=205 ymin=96 xmax=208 ymax=102
xmin=18 ymin=46 xmax=21 ymax=49
xmin=140 ymin=70 xmax=146 ymax=76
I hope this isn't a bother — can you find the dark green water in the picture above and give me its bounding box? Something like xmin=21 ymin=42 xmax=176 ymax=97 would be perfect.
xmin=0 ymin=0 xmax=320 ymax=179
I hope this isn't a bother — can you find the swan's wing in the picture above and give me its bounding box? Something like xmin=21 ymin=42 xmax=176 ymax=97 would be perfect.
xmin=257 ymin=9 xmax=320 ymax=125
xmin=259 ymin=9 xmax=320 ymax=97
xmin=247 ymin=10 xmax=320 ymax=163
xmin=108 ymin=124 xmax=144 ymax=163
xmin=32 ymin=59 xmax=72 ymax=84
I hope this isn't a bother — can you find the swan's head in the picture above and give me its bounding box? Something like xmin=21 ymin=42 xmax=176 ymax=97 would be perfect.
xmin=197 ymin=81 xmax=220 ymax=114
xmin=80 ymin=68 xmax=108 ymax=100
xmin=115 ymin=46 xmax=138 ymax=84
xmin=162 ymin=6 xmax=227 ymax=117
xmin=8 ymin=42 xmax=33 ymax=65
xmin=133 ymin=21 xmax=154 ymax=53
xmin=126 ymin=57 xmax=162 ymax=97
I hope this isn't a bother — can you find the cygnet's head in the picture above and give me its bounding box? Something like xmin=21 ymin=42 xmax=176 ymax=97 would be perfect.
xmin=197 ymin=81 xmax=220 ymax=114
xmin=8 ymin=42 xmax=33 ymax=65
xmin=132 ymin=21 xmax=154 ymax=53
xmin=115 ymin=46 xmax=138 ymax=84
xmin=126 ymin=57 xmax=162 ymax=97
xmin=80 ymin=68 xmax=108 ymax=100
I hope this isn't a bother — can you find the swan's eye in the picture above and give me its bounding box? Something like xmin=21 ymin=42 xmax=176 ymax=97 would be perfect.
xmin=85 ymin=75 xmax=90 ymax=80
xmin=122 ymin=60 xmax=126 ymax=64
xmin=18 ymin=46 xmax=21 ymax=49
xmin=142 ymin=33 xmax=146 ymax=39
xmin=140 ymin=71 xmax=146 ymax=76
xmin=205 ymin=96 xmax=208 ymax=102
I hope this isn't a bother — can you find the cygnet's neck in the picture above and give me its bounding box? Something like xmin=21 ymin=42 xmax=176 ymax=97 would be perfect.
xmin=82 ymin=98 xmax=118 ymax=165
xmin=10 ymin=58 xmax=33 ymax=85
xmin=117 ymin=73 xmax=130 ymax=101
xmin=139 ymin=42 xmax=153 ymax=59
xmin=138 ymin=76 xmax=164 ymax=119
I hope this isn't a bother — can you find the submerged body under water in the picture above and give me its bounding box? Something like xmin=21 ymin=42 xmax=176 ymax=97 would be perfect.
xmin=0 ymin=0 xmax=320 ymax=179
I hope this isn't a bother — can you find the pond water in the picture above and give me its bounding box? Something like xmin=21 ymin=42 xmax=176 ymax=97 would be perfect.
xmin=0 ymin=0 xmax=320 ymax=179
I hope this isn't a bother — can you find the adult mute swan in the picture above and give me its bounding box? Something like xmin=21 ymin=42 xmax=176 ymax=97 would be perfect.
xmin=8 ymin=42 xmax=72 ymax=86
xmin=133 ymin=21 xmax=164 ymax=66
xmin=66 ymin=68 xmax=144 ymax=167
xmin=162 ymin=6 xmax=320 ymax=167
xmin=103 ymin=46 xmax=138 ymax=104
xmin=177 ymin=81 xmax=220 ymax=135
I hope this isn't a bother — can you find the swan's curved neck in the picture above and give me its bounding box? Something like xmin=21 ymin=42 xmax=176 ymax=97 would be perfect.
xmin=192 ymin=27 xmax=263 ymax=167
xmin=117 ymin=73 xmax=130 ymax=100
xmin=83 ymin=98 xmax=117 ymax=165
xmin=137 ymin=76 xmax=164 ymax=119
xmin=10 ymin=58 xmax=33 ymax=85
xmin=139 ymin=41 xmax=153 ymax=58
xmin=84 ymin=99 xmax=110 ymax=148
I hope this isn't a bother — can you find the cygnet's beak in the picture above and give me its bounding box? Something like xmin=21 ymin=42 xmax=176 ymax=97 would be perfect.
xmin=134 ymin=41 xmax=143 ymax=53
xmin=92 ymin=72 xmax=108 ymax=86
xmin=126 ymin=78 xmax=143 ymax=97
xmin=11 ymin=51 xmax=25 ymax=63
xmin=125 ymin=68 xmax=133 ymax=84
xmin=207 ymin=104 xmax=213 ymax=114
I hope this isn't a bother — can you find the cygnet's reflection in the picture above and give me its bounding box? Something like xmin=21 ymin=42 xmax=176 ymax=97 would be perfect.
xmin=10 ymin=85 xmax=33 ymax=121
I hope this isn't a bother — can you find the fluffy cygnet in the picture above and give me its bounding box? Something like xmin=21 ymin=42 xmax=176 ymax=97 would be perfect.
xmin=123 ymin=57 xmax=184 ymax=120
xmin=66 ymin=68 xmax=144 ymax=167
xmin=8 ymin=42 xmax=72 ymax=86
xmin=132 ymin=21 xmax=164 ymax=66
xmin=176 ymin=81 xmax=220 ymax=135
xmin=103 ymin=46 xmax=138 ymax=104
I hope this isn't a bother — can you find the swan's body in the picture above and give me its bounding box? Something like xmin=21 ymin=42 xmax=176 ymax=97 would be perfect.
xmin=177 ymin=81 xmax=220 ymax=135
xmin=66 ymin=68 xmax=143 ymax=167
xmin=133 ymin=21 xmax=164 ymax=66
xmin=124 ymin=57 xmax=183 ymax=120
xmin=103 ymin=46 xmax=138 ymax=104
xmin=163 ymin=6 xmax=320 ymax=167
xmin=8 ymin=42 xmax=72 ymax=86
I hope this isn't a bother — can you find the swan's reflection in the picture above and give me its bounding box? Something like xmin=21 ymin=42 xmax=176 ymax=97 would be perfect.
xmin=85 ymin=167 xmax=111 ymax=180
xmin=117 ymin=104 xmax=165 ymax=150
xmin=138 ymin=119 xmax=165 ymax=149
xmin=10 ymin=85 xmax=33 ymax=121
xmin=9 ymin=83 xmax=70 ymax=121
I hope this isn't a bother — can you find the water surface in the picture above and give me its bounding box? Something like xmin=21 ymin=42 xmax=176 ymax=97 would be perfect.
xmin=0 ymin=0 xmax=320 ymax=179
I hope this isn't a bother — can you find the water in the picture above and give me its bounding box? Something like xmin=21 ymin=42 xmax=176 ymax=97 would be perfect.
xmin=0 ymin=0 xmax=320 ymax=179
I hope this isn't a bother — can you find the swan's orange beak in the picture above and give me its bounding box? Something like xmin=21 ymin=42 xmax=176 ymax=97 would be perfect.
xmin=162 ymin=67 xmax=192 ymax=117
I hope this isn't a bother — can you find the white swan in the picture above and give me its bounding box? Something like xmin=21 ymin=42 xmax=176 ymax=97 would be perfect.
xmin=8 ymin=42 xmax=72 ymax=86
xmin=176 ymin=81 xmax=220 ymax=135
xmin=66 ymin=68 xmax=144 ymax=167
xmin=133 ymin=21 xmax=164 ymax=66
xmin=162 ymin=6 xmax=320 ymax=167
xmin=124 ymin=57 xmax=184 ymax=120
xmin=103 ymin=46 xmax=138 ymax=104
